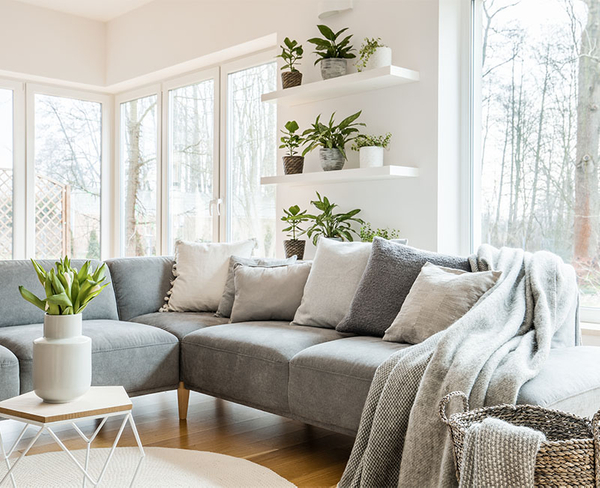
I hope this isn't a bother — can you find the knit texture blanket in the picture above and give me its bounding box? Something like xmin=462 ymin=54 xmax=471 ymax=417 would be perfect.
xmin=459 ymin=417 xmax=546 ymax=488
xmin=339 ymin=245 xmax=578 ymax=488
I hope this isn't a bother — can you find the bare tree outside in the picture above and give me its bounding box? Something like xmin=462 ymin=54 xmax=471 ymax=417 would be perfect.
xmin=480 ymin=0 xmax=600 ymax=306
xmin=227 ymin=62 xmax=277 ymax=257
xmin=121 ymin=95 xmax=158 ymax=257
xmin=34 ymin=94 xmax=102 ymax=260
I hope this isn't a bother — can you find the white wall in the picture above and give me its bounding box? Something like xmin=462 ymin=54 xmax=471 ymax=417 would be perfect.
xmin=0 ymin=0 xmax=106 ymax=86
xmin=107 ymin=0 xmax=449 ymax=259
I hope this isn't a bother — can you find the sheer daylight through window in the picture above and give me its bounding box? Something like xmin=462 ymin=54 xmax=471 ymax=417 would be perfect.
xmin=0 ymin=89 xmax=13 ymax=260
xmin=479 ymin=0 xmax=600 ymax=308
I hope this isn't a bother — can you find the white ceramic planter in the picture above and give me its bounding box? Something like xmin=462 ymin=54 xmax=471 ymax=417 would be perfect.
xmin=33 ymin=314 xmax=92 ymax=404
xmin=359 ymin=146 xmax=385 ymax=168
xmin=366 ymin=47 xmax=392 ymax=70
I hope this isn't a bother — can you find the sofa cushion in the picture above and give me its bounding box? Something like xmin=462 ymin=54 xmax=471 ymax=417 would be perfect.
xmin=182 ymin=322 xmax=349 ymax=415
xmin=337 ymin=238 xmax=471 ymax=337
xmin=518 ymin=346 xmax=600 ymax=417
xmin=0 ymin=320 xmax=179 ymax=395
xmin=0 ymin=260 xmax=119 ymax=327
xmin=289 ymin=336 xmax=409 ymax=435
xmin=0 ymin=345 xmax=19 ymax=401
xmin=130 ymin=312 xmax=229 ymax=340
xmin=106 ymin=256 xmax=174 ymax=321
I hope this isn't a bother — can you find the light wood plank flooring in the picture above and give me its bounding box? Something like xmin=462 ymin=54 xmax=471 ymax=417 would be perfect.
xmin=0 ymin=390 xmax=355 ymax=487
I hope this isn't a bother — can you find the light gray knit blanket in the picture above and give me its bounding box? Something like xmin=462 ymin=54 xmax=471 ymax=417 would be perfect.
xmin=339 ymin=245 xmax=578 ymax=488
xmin=459 ymin=417 xmax=546 ymax=488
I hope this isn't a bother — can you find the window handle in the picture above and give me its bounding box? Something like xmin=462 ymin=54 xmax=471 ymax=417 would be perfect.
xmin=216 ymin=198 xmax=223 ymax=216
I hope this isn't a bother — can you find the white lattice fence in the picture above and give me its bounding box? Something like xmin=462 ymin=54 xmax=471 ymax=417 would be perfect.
xmin=0 ymin=169 xmax=12 ymax=260
xmin=35 ymin=175 xmax=70 ymax=259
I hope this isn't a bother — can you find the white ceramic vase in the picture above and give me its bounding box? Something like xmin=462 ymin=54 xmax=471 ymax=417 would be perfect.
xmin=33 ymin=314 xmax=92 ymax=403
xmin=359 ymin=146 xmax=384 ymax=168
xmin=366 ymin=47 xmax=392 ymax=70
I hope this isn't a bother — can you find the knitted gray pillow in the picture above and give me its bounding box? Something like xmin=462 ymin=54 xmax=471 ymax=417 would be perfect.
xmin=336 ymin=238 xmax=471 ymax=337
xmin=216 ymin=255 xmax=297 ymax=318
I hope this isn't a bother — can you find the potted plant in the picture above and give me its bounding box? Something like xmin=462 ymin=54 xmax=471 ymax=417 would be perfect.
xmin=360 ymin=223 xmax=402 ymax=242
xmin=305 ymin=192 xmax=364 ymax=245
xmin=351 ymin=132 xmax=392 ymax=168
xmin=19 ymin=257 xmax=109 ymax=403
xmin=281 ymin=205 xmax=310 ymax=259
xmin=308 ymin=25 xmax=356 ymax=80
xmin=279 ymin=120 xmax=305 ymax=175
xmin=303 ymin=111 xmax=365 ymax=171
xmin=356 ymin=37 xmax=392 ymax=72
xmin=276 ymin=37 xmax=304 ymax=89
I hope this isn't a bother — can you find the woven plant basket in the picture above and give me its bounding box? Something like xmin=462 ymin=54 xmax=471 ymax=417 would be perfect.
xmin=283 ymin=156 xmax=304 ymax=175
xmin=284 ymin=240 xmax=305 ymax=260
xmin=282 ymin=71 xmax=302 ymax=89
xmin=439 ymin=391 xmax=600 ymax=487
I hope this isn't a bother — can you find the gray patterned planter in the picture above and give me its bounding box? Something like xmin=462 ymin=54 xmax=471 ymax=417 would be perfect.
xmin=320 ymin=59 xmax=348 ymax=80
xmin=320 ymin=148 xmax=345 ymax=171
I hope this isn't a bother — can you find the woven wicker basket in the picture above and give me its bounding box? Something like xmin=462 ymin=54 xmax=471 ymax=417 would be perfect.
xmin=439 ymin=391 xmax=600 ymax=487
xmin=281 ymin=71 xmax=302 ymax=89
xmin=283 ymin=239 xmax=305 ymax=260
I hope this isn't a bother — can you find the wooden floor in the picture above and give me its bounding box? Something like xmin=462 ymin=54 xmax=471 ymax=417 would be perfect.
xmin=0 ymin=390 xmax=355 ymax=487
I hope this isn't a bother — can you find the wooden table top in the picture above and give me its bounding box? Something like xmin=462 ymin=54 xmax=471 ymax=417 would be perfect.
xmin=0 ymin=386 xmax=132 ymax=424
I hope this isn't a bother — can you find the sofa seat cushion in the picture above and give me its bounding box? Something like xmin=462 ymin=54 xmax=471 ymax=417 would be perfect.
xmin=0 ymin=320 xmax=179 ymax=395
xmin=0 ymin=345 xmax=19 ymax=401
xmin=130 ymin=312 xmax=229 ymax=340
xmin=518 ymin=346 xmax=600 ymax=417
xmin=289 ymin=336 xmax=409 ymax=435
xmin=182 ymin=322 xmax=349 ymax=415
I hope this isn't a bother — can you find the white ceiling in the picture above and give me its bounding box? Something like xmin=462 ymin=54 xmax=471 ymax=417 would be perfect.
xmin=15 ymin=0 xmax=155 ymax=21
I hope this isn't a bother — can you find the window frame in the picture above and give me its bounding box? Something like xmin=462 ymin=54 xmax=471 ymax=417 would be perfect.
xmin=114 ymin=84 xmax=162 ymax=256
xmin=161 ymin=67 xmax=221 ymax=254
xmin=0 ymin=78 xmax=25 ymax=260
xmin=469 ymin=0 xmax=600 ymax=323
xmin=219 ymin=50 xmax=278 ymax=244
xmin=25 ymin=83 xmax=111 ymax=260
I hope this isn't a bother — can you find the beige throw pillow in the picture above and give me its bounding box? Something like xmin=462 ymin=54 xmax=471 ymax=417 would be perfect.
xmin=383 ymin=262 xmax=501 ymax=344
xmin=161 ymin=239 xmax=256 ymax=313
xmin=230 ymin=263 xmax=312 ymax=323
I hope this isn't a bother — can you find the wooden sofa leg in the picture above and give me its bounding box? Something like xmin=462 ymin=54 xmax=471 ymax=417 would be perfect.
xmin=178 ymin=382 xmax=190 ymax=420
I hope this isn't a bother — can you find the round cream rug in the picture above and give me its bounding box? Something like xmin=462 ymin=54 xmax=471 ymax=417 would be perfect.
xmin=0 ymin=447 xmax=296 ymax=487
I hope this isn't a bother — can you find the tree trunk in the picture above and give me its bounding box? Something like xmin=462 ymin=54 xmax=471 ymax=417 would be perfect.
xmin=124 ymin=100 xmax=143 ymax=256
xmin=574 ymin=0 xmax=600 ymax=263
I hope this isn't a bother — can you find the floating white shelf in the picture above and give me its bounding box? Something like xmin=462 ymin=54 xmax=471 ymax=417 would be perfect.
xmin=261 ymin=65 xmax=420 ymax=106
xmin=260 ymin=165 xmax=419 ymax=186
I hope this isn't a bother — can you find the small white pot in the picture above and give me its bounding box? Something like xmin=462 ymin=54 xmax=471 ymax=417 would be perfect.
xmin=33 ymin=314 xmax=92 ymax=403
xmin=359 ymin=146 xmax=385 ymax=168
xmin=366 ymin=47 xmax=392 ymax=70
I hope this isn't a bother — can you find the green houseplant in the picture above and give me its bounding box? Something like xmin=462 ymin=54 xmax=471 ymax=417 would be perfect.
xmin=302 ymin=111 xmax=365 ymax=171
xmin=281 ymin=205 xmax=310 ymax=259
xmin=279 ymin=120 xmax=305 ymax=175
xmin=307 ymin=25 xmax=356 ymax=80
xmin=360 ymin=223 xmax=402 ymax=242
xmin=356 ymin=37 xmax=392 ymax=72
xmin=351 ymin=132 xmax=392 ymax=168
xmin=276 ymin=37 xmax=304 ymax=89
xmin=305 ymin=192 xmax=364 ymax=245
xmin=19 ymin=257 xmax=109 ymax=404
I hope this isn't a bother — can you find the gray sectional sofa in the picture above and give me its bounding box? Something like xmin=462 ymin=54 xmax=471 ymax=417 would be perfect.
xmin=0 ymin=256 xmax=599 ymax=438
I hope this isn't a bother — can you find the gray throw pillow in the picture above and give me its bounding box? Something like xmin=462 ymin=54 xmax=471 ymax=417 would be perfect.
xmin=336 ymin=238 xmax=471 ymax=337
xmin=216 ymin=255 xmax=297 ymax=317
xmin=230 ymin=262 xmax=312 ymax=323
xmin=383 ymin=263 xmax=502 ymax=344
xmin=292 ymin=238 xmax=372 ymax=329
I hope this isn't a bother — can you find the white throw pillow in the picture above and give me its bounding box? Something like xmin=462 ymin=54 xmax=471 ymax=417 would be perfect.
xmin=292 ymin=238 xmax=372 ymax=329
xmin=161 ymin=239 xmax=256 ymax=312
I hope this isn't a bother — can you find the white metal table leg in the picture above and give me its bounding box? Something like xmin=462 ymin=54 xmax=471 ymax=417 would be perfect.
xmin=127 ymin=413 xmax=145 ymax=487
xmin=0 ymin=426 xmax=45 ymax=488
xmin=0 ymin=428 xmax=16 ymax=488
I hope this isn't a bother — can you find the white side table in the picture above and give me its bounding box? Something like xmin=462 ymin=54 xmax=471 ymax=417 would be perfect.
xmin=0 ymin=386 xmax=144 ymax=487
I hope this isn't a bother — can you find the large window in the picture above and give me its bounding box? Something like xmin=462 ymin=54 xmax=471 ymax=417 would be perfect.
xmin=118 ymin=56 xmax=277 ymax=257
xmin=476 ymin=0 xmax=600 ymax=309
xmin=34 ymin=94 xmax=103 ymax=259
xmin=226 ymin=62 xmax=277 ymax=257
xmin=0 ymin=89 xmax=13 ymax=259
xmin=120 ymin=94 xmax=158 ymax=257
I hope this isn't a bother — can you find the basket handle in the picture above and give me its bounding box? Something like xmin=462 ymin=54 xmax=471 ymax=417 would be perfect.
xmin=439 ymin=391 xmax=470 ymax=424
xmin=593 ymin=410 xmax=600 ymax=488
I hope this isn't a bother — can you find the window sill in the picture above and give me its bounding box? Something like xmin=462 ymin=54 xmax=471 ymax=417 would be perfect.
xmin=582 ymin=322 xmax=600 ymax=336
